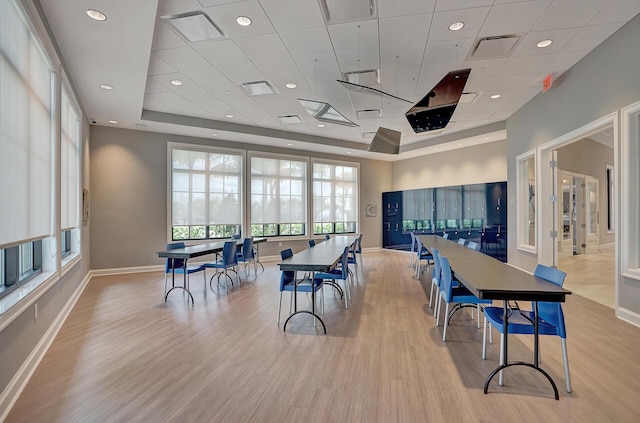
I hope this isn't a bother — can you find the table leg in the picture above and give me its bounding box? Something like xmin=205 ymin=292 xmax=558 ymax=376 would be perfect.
xmin=164 ymin=259 xmax=195 ymax=305
xmin=283 ymin=270 xmax=326 ymax=334
xmin=483 ymin=301 xmax=559 ymax=399
xmin=254 ymin=243 xmax=265 ymax=272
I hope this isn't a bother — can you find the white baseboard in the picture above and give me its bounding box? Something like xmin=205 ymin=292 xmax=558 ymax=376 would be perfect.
xmin=90 ymin=265 xmax=164 ymax=277
xmin=616 ymin=307 xmax=640 ymax=329
xmin=0 ymin=272 xmax=91 ymax=422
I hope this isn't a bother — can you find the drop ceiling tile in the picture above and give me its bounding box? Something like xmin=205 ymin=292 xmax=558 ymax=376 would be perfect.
xmin=204 ymin=0 xmax=276 ymax=38
xmin=327 ymin=19 xmax=379 ymax=52
xmin=279 ymin=26 xmax=334 ymax=56
xmin=378 ymin=0 xmax=436 ymax=18
xmin=192 ymin=39 xmax=250 ymax=67
xmin=179 ymin=88 xmax=234 ymax=117
xmin=561 ymin=22 xmax=625 ymax=53
xmin=217 ymin=62 xmax=265 ymax=84
xmin=157 ymin=0 xmax=205 ymax=16
xmin=145 ymin=78 xmax=170 ymax=94
xmin=533 ymin=0 xmax=611 ymax=32
xmin=235 ymin=33 xmax=291 ymax=61
xmin=428 ymin=7 xmax=491 ymax=42
xmin=590 ymin=0 xmax=640 ymax=25
xmin=336 ymin=48 xmax=381 ymax=73
xmin=147 ymin=91 xmax=210 ymax=116
xmin=465 ymin=74 xmax=531 ymax=91
xmin=258 ymin=0 xmax=326 ymax=32
xmin=511 ymin=28 xmax=582 ymax=57
xmin=251 ymin=95 xmax=297 ymax=117
xmin=152 ymin=19 xmax=188 ymax=51
xmin=154 ymin=47 xmax=213 ymax=72
xmin=294 ymin=53 xmax=341 ymax=78
xmin=182 ymin=67 xmax=235 ymax=93
xmin=253 ymin=58 xmax=306 ymax=91
xmin=424 ymin=38 xmax=475 ymax=65
xmin=498 ymin=55 xmax=553 ymax=76
xmin=151 ymin=72 xmax=199 ymax=91
xmin=379 ymin=14 xmax=433 ymax=48
xmin=538 ymin=51 xmax=588 ymax=76
xmin=381 ymin=43 xmax=431 ymax=68
xmin=147 ymin=54 xmax=178 ymax=76
xmin=435 ymin=0 xmax=494 ymax=11
xmin=478 ymin=0 xmax=553 ymax=37
xmin=461 ymin=58 xmax=508 ymax=78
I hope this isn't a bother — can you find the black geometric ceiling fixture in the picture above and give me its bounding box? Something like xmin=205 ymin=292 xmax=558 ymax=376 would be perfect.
xmin=405 ymin=69 xmax=471 ymax=133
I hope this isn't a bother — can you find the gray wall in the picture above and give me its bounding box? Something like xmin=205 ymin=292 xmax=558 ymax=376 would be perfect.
xmin=89 ymin=126 xmax=392 ymax=269
xmin=557 ymin=137 xmax=614 ymax=246
xmin=392 ymin=140 xmax=507 ymax=191
xmin=506 ymin=14 xmax=640 ymax=314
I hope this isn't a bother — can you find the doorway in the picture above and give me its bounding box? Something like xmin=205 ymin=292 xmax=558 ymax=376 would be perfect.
xmin=537 ymin=115 xmax=617 ymax=309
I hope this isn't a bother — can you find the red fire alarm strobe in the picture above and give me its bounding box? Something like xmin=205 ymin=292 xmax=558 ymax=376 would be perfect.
xmin=542 ymin=73 xmax=553 ymax=93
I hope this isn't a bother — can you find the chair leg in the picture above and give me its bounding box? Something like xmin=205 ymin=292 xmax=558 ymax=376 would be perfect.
xmin=499 ymin=333 xmax=505 ymax=386
xmin=442 ymin=303 xmax=450 ymax=342
xmin=482 ymin=316 xmax=488 ymax=359
xmin=203 ymin=270 xmax=207 ymax=296
xmin=164 ymin=274 xmax=168 ymax=296
xmin=561 ymin=338 xmax=572 ymax=393
xmin=477 ymin=304 xmax=481 ymax=328
xmin=429 ymin=279 xmax=436 ymax=308
xmin=435 ymin=296 xmax=442 ymax=326
xmin=277 ymin=292 xmax=283 ymax=324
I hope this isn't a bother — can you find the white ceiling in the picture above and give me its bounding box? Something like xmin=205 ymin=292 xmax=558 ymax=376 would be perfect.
xmin=39 ymin=0 xmax=640 ymax=161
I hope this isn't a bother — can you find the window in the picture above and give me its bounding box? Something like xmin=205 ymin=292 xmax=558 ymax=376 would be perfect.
xmin=61 ymin=85 xmax=81 ymax=260
xmin=517 ymin=150 xmax=536 ymax=252
xmin=250 ymin=155 xmax=307 ymax=237
xmin=606 ymin=164 xmax=615 ymax=233
xmin=170 ymin=146 xmax=243 ymax=240
xmin=312 ymin=161 xmax=358 ymax=235
xmin=1 ymin=0 xmax=55 ymax=301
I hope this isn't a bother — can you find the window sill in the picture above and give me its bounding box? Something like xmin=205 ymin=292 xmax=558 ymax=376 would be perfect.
xmin=61 ymin=251 xmax=81 ymax=275
xmin=0 ymin=271 xmax=56 ymax=330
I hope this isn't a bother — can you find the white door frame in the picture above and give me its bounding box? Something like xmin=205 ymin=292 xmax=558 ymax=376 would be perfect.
xmin=536 ymin=113 xmax=618 ymax=294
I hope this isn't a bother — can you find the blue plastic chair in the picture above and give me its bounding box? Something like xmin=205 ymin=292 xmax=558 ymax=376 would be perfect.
xmin=325 ymin=234 xmax=331 ymax=240
xmin=308 ymin=239 xmax=316 ymax=247
xmin=164 ymin=242 xmax=207 ymax=297
xmin=277 ymin=248 xmax=324 ymax=324
xmin=346 ymin=233 xmax=363 ymax=283
xmin=429 ymin=248 xmax=441 ymax=310
xmin=409 ymin=231 xmax=417 ymax=268
xmin=236 ymin=237 xmax=257 ymax=277
xmin=482 ymin=264 xmax=571 ymax=392
xmin=414 ymin=235 xmax=433 ymax=279
xmin=204 ymin=240 xmax=239 ymax=294
xmin=315 ymin=246 xmax=350 ymax=308
xmin=436 ymin=256 xmax=492 ymax=341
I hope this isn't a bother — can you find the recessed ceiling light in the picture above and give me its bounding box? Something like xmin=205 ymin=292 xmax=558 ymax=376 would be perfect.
xmin=170 ymin=79 xmax=183 ymax=86
xmin=448 ymin=21 xmax=464 ymax=31
xmin=287 ymin=143 xmax=293 ymax=146
xmin=484 ymin=137 xmax=489 ymax=140
xmin=211 ymin=133 xmax=218 ymax=136
xmin=537 ymin=39 xmax=553 ymax=48
xmin=236 ymin=16 xmax=252 ymax=26
xmin=226 ymin=114 xmax=234 ymax=118
xmin=317 ymin=124 xmax=325 ymax=128
xmin=285 ymin=83 xmax=297 ymax=89
xmin=346 ymin=151 xmax=352 ymax=154
xmin=86 ymin=9 xmax=107 ymax=21
xmin=100 ymin=84 xmax=113 ymax=90
xmin=457 ymin=143 xmax=462 ymax=146
xmin=108 ymin=120 xmax=118 ymax=124
xmin=490 ymin=94 xmax=501 ymax=99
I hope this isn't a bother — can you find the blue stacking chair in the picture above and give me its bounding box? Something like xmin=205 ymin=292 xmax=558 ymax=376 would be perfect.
xmin=325 ymin=234 xmax=331 ymax=240
xmin=308 ymin=239 xmax=316 ymax=247
xmin=414 ymin=235 xmax=433 ymax=279
xmin=164 ymin=242 xmax=207 ymax=297
xmin=315 ymin=246 xmax=350 ymax=308
xmin=277 ymin=248 xmax=324 ymax=324
xmin=482 ymin=264 xmax=572 ymax=392
xmin=236 ymin=237 xmax=257 ymax=277
xmin=436 ymin=256 xmax=492 ymax=341
xmin=204 ymin=240 xmax=239 ymax=294
xmin=346 ymin=233 xmax=363 ymax=283
xmin=429 ymin=248 xmax=441 ymax=310
xmin=409 ymin=231 xmax=417 ymax=268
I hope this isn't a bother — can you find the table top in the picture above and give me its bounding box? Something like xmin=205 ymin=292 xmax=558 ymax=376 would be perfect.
xmin=278 ymin=235 xmax=358 ymax=272
xmin=157 ymin=237 xmax=266 ymax=260
xmin=418 ymin=234 xmax=571 ymax=302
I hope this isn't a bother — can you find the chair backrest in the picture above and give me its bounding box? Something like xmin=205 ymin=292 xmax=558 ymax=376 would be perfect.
xmin=467 ymin=241 xmax=480 ymax=251
xmin=533 ymin=264 xmax=568 ymax=337
xmin=457 ymin=238 xmax=466 ymax=245
xmin=242 ymin=237 xmax=254 ymax=259
xmin=338 ymin=246 xmax=349 ymax=279
xmin=415 ymin=235 xmax=424 ymax=258
xmin=231 ymin=234 xmax=241 ymax=239
xmin=443 ymin=233 xmax=449 ymax=239
xmin=165 ymin=242 xmax=186 ymax=272
xmin=431 ymin=248 xmax=441 ymax=286
xmin=410 ymin=232 xmax=416 ymax=253
xmin=279 ymin=248 xmax=294 ymax=290
xmin=309 ymin=239 xmax=316 ymax=247
xmin=325 ymin=234 xmax=331 ymax=240
xmin=439 ymin=256 xmax=454 ymax=302
xmin=356 ymin=233 xmax=363 ymax=253
xmin=222 ymin=240 xmax=238 ymax=265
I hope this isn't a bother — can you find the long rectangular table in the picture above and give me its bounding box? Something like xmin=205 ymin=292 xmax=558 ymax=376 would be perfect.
xmin=156 ymin=237 xmax=266 ymax=304
xmin=419 ymin=234 xmax=571 ymax=399
xmin=278 ymin=235 xmax=358 ymax=334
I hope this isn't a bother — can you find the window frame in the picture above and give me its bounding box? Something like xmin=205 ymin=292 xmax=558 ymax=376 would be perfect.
xmin=606 ymin=164 xmax=615 ymax=234
xmin=516 ymin=149 xmax=537 ymax=253
xmin=248 ymin=151 xmax=309 ymax=239
xmin=311 ymin=158 xmax=359 ymax=236
xmin=167 ymin=143 xmax=245 ymax=242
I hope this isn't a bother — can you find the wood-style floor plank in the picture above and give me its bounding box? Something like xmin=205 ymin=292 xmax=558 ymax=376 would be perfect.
xmin=6 ymin=251 xmax=640 ymax=422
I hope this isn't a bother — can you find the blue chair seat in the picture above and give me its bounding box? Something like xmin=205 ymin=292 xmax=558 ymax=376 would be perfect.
xmin=278 ymin=248 xmax=324 ymax=324
xmin=483 ymin=308 xmax=561 ymax=336
xmin=164 ymin=242 xmax=207 ymax=298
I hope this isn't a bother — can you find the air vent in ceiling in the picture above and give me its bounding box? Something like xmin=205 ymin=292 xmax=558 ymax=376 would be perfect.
xmin=459 ymin=92 xmax=479 ymax=103
xmin=240 ymin=81 xmax=278 ymax=96
xmin=278 ymin=115 xmax=303 ymax=125
xmin=362 ymin=131 xmax=377 ymax=139
xmin=319 ymin=0 xmax=376 ymax=24
xmin=469 ymin=35 xmax=521 ymax=59
xmin=356 ymin=109 xmax=381 ymax=119
xmin=162 ymin=11 xmax=224 ymax=43
xmin=344 ymin=69 xmax=380 ymax=86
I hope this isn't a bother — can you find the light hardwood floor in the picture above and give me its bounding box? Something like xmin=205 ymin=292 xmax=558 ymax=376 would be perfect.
xmin=559 ymin=243 xmax=615 ymax=309
xmin=6 ymin=251 xmax=640 ymax=422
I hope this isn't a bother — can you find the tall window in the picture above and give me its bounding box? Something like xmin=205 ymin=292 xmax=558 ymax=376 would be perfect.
xmin=1 ymin=0 xmax=55 ymax=298
xmin=170 ymin=146 xmax=243 ymax=240
xmin=250 ymin=155 xmax=307 ymax=237
xmin=312 ymin=161 xmax=358 ymax=235
xmin=60 ymin=86 xmax=81 ymax=259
